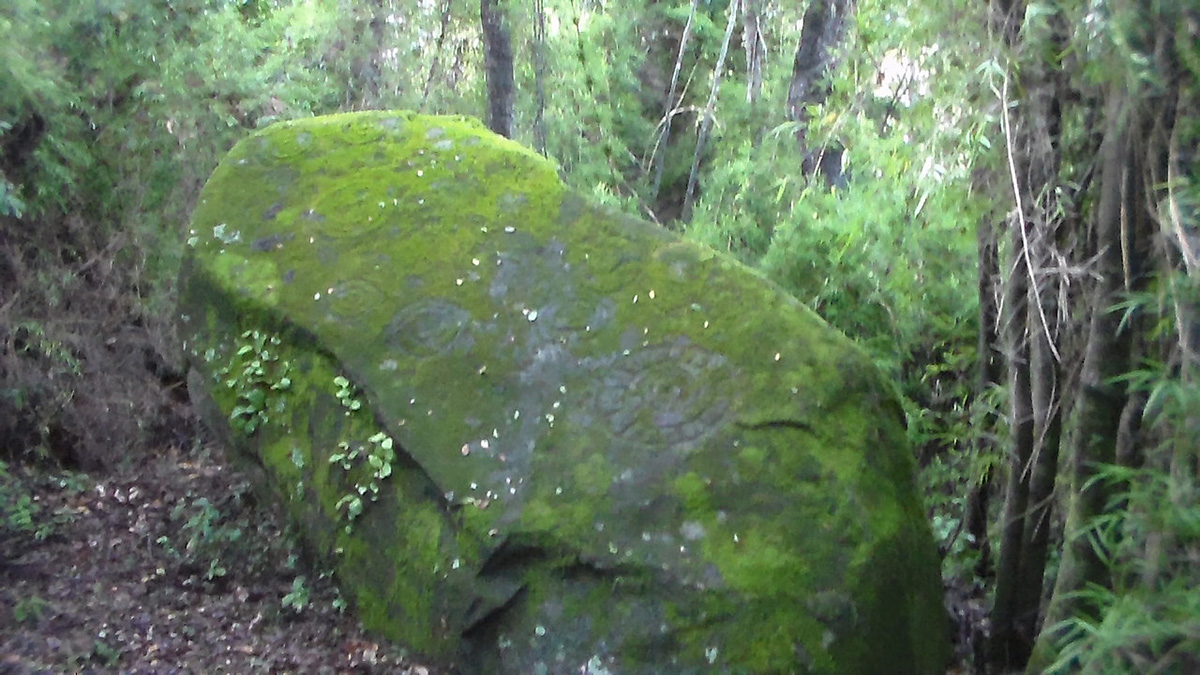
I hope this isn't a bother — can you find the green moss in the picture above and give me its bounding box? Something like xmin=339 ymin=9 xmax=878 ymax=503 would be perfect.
xmin=672 ymin=471 xmax=712 ymax=514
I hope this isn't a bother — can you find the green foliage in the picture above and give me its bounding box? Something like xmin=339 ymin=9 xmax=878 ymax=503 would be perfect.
xmin=217 ymin=330 xmax=293 ymax=435
xmin=90 ymin=633 xmax=123 ymax=668
xmin=687 ymin=0 xmax=990 ymax=435
xmin=1042 ymin=464 xmax=1200 ymax=673
xmin=158 ymin=495 xmax=245 ymax=581
xmin=333 ymin=375 xmax=362 ymax=414
xmin=1 ymin=461 xmax=29 ymax=526
xmin=13 ymin=594 xmax=50 ymax=626
xmin=0 ymin=459 xmax=84 ymax=541
xmin=282 ymin=575 xmax=311 ymax=613
xmin=327 ymin=374 xmax=396 ymax=533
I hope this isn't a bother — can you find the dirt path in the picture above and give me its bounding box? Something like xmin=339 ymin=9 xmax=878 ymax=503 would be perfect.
xmin=0 ymin=444 xmax=434 ymax=674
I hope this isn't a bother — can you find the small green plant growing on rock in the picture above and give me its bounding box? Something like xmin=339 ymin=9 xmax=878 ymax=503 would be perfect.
xmin=333 ymin=375 xmax=361 ymax=413
xmin=330 ymin=432 xmax=396 ymax=532
xmin=328 ymin=375 xmax=395 ymax=533
xmin=217 ymin=329 xmax=292 ymax=435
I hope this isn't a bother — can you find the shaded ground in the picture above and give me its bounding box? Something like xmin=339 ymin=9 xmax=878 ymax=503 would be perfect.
xmin=0 ymin=442 xmax=437 ymax=674
xmin=2 ymin=440 xmax=984 ymax=674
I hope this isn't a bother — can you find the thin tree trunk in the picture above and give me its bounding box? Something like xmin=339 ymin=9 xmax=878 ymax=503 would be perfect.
xmin=681 ymin=0 xmax=740 ymax=222
xmin=532 ymin=0 xmax=547 ymax=156
xmin=967 ymin=200 xmax=1004 ymax=582
xmin=420 ymin=0 xmax=456 ymax=111
xmin=480 ymin=0 xmax=514 ymax=138
xmin=1010 ymin=284 xmax=1062 ymax=656
xmin=986 ymin=6 xmax=1069 ymax=666
xmin=742 ymin=0 xmax=764 ymax=105
xmin=1163 ymin=92 xmax=1200 ymax=482
xmin=348 ymin=0 xmax=389 ymax=109
xmin=650 ymin=0 xmax=699 ymax=202
xmin=988 ymin=224 xmax=1036 ymax=669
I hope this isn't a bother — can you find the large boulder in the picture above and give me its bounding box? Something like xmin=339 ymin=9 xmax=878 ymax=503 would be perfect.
xmin=178 ymin=111 xmax=947 ymax=674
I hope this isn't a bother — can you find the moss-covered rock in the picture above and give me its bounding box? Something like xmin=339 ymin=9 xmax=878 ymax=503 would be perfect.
xmin=178 ymin=111 xmax=948 ymax=674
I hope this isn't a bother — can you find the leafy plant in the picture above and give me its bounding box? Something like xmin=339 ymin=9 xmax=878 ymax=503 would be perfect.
xmin=159 ymin=496 xmax=244 ymax=580
xmin=1042 ymin=463 xmax=1200 ymax=673
xmin=330 ymin=431 xmax=396 ymax=532
xmin=0 ymin=459 xmax=79 ymax=541
xmin=5 ymin=490 xmax=39 ymax=533
xmin=91 ymin=633 xmax=122 ymax=668
xmin=0 ymin=175 xmax=24 ymax=218
xmin=14 ymin=594 xmax=49 ymax=625
xmin=331 ymin=587 xmax=347 ymax=613
xmin=282 ymin=575 xmax=310 ymax=613
xmin=216 ymin=330 xmax=292 ymax=435
xmin=333 ymin=375 xmax=362 ymax=414
xmin=328 ymin=376 xmax=396 ymax=533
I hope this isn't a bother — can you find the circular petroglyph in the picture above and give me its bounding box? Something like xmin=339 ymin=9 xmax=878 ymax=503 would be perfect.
xmin=325 ymin=279 xmax=384 ymax=323
xmin=590 ymin=342 xmax=734 ymax=450
xmin=382 ymin=299 xmax=474 ymax=357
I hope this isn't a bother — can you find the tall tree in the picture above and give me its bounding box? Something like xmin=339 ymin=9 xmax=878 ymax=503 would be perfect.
xmin=742 ymin=0 xmax=765 ymax=105
xmin=985 ymin=1 xmax=1070 ymax=666
xmin=345 ymin=0 xmax=390 ymax=108
xmin=650 ymin=0 xmax=699 ymax=203
xmin=480 ymin=0 xmax=514 ymax=137
xmin=787 ymin=0 xmax=853 ymax=185
xmin=420 ymin=0 xmax=457 ymax=111
xmin=531 ymin=0 xmax=548 ymax=155
xmin=681 ymin=0 xmax=741 ymax=220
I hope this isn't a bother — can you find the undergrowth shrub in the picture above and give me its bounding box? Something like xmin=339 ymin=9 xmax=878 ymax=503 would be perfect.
xmin=1044 ymin=464 xmax=1200 ymax=673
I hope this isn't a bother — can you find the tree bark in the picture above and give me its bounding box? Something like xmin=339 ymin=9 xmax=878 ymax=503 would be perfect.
xmin=650 ymin=0 xmax=699 ymax=202
xmin=1010 ymin=283 xmax=1062 ymax=655
xmin=420 ymin=0 xmax=456 ymax=111
xmin=786 ymin=0 xmax=852 ymax=186
xmin=966 ymin=191 xmax=1004 ymax=583
xmin=531 ymin=0 xmax=547 ymax=155
xmin=988 ymin=221 xmax=1036 ymax=669
xmin=480 ymin=0 xmax=514 ymax=138
xmin=742 ymin=0 xmax=764 ymax=105
xmin=985 ymin=4 xmax=1070 ymax=667
xmin=348 ymin=0 xmax=388 ymax=108
xmin=681 ymin=0 xmax=740 ymax=221
xmin=1026 ymin=84 xmax=1143 ymax=672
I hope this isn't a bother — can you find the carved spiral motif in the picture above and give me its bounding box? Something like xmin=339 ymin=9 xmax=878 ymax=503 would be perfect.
xmin=590 ymin=342 xmax=734 ymax=450
xmin=382 ymin=299 xmax=474 ymax=357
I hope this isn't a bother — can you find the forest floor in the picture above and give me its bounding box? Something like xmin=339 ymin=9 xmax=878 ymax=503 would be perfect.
xmin=0 ymin=442 xmax=437 ymax=674
xmin=2 ymin=441 xmax=977 ymax=674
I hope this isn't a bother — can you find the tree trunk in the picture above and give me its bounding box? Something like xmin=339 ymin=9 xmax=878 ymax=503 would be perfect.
xmin=532 ymin=0 xmax=547 ymax=155
xmin=742 ymin=0 xmax=764 ymax=105
xmin=985 ymin=5 xmax=1070 ymax=667
xmin=966 ymin=193 xmax=1004 ymax=583
xmin=420 ymin=0 xmax=456 ymax=111
xmin=650 ymin=0 xmax=699 ymax=202
xmin=1010 ymin=282 xmax=1062 ymax=654
xmin=681 ymin=0 xmax=740 ymax=221
xmin=1026 ymin=84 xmax=1143 ymax=672
xmin=480 ymin=0 xmax=514 ymax=138
xmin=988 ymin=221 xmax=1036 ymax=669
xmin=1162 ymin=89 xmax=1200 ymax=482
xmin=786 ymin=0 xmax=852 ymax=186
xmin=348 ymin=0 xmax=388 ymax=109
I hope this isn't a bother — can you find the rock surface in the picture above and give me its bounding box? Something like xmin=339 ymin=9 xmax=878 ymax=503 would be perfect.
xmin=178 ymin=111 xmax=948 ymax=674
